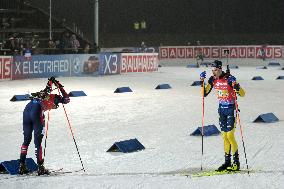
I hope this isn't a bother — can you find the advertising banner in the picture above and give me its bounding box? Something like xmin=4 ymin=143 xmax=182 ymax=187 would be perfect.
xmin=0 ymin=56 xmax=12 ymax=80
xmin=99 ymin=53 xmax=121 ymax=75
xmin=12 ymin=54 xmax=100 ymax=80
xmin=120 ymin=53 xmax=159 ymax=73
xmin=159 ymin=46 xmax=283 ymax=59
xmin=12 ymin=55 xmax=71 ymax=80
xmin=70 ymin=54 xmax=100 ymax=77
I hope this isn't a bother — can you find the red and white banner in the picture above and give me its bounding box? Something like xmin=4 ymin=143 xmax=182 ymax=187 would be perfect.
xmin=159 ymin=46 xmax=283 ymax=59
xmin=0 ymin=56 xmax=12 ymax=80
xmin=121 ymin=53 xmax=159 ymax=73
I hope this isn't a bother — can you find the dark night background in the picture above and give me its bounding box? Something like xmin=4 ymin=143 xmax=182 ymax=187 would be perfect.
xmin=29 ymin=0 xmax=284 ymax=33
xmin=6 ymin=0 xmax=284 ymax=46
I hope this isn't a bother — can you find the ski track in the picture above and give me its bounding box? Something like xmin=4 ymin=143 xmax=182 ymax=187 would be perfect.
xmin=0 ymin=66 xmax=284 ymax=188
xmin=251 ymin=139 xmax=273 ymax=160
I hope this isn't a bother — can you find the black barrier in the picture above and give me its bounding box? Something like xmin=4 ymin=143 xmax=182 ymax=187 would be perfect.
xmin=253 ymin=113 xmax=279 ymax=123
xmin=107 ymin=138 xmax=145 ymax=153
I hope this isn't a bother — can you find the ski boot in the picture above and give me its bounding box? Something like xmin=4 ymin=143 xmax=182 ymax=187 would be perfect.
xmin=229 ymin=151 xmax=240 ymax=171
xmin=19 ymin=162 xmax=29 ymax=175
xmin=216 ymin=153 xmax=231 ymax=172
xmin=37 ymin=160 xmax=50 ymax=175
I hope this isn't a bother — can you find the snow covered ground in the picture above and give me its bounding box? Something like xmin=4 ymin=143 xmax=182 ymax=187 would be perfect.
xmin=0 ymin=65 xmax=284 ymax=189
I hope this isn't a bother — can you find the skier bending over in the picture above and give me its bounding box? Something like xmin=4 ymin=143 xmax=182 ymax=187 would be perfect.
xmin=19 ymin=77 xmax=70 ymax=175
xmin=199 ymin=60 xmax=245 ymax=171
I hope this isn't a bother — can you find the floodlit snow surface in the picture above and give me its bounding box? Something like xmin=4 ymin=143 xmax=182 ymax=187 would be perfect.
xmin=0 ymin=66 xmax=284 ymax=189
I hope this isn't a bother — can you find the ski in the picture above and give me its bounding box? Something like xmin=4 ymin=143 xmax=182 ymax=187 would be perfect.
xmin=183 ymin=169 xmax=252 ymax=177
xmin=16 ymin=168 xmax=64 ymax=177
xmin=0 ymin=168 xmax=69 ymax=181
xmin=49 ymin=168 xmax=84 ymax=175
xmin=29 ymin=167 xmax=84 ymax=176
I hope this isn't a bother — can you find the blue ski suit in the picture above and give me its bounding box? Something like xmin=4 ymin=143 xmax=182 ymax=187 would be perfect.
xmin=20 ymin=82 xmax=70 ymax=165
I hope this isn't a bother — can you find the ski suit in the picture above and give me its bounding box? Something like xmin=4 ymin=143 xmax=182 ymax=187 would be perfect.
xmin=203 ymin=72 xmax=245 ymax=155
xmin=20 ymin=85 xmax=70 ymax=165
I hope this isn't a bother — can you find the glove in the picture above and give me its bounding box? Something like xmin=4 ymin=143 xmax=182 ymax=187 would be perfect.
xmin=228 ymin=75 xmax=241 ymax=92
xmin=233 ymin=83 xmax=240 ymax=91
xmin=228 ymin=75 xmax=236 ymax=86
xmin=200 ymin=71 xmax=206 ymax=80
xmin=48 ymin=76 xmax=56 ymax=83
xmin=48 ymin=76 xmax=63 ymax=88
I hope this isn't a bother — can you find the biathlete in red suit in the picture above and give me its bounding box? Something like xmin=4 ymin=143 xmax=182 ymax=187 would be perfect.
xmin=19 ymin=77 xmax=70 ymax=175
xmin=200 ymin=60 xmax=245 ymax=172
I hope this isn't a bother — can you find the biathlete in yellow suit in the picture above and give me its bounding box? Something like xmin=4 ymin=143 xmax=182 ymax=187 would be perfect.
xmin=200 ymin=60 xmax=245 ymax=171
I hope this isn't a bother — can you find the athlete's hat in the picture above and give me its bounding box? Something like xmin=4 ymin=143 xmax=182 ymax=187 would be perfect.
xmin=211 ymin=60 xmax=222 ymax=69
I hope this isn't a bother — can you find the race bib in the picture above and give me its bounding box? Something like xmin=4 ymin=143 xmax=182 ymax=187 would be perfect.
xmin=217 ymin=90 xmax=229 ymax=98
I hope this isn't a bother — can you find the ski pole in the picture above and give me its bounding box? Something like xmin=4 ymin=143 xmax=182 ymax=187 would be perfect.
xmin=201 ymin=80 xmax=205 ymax=171
xmin=43 ymin=82 xmax=53 ymax=160
xmin=226 ymin=59 xmax=249 ymax=173
xmin=57 ymin=88 xmax=86 ymax=172
xmin=43 ymin=110 xmax=51 ymax=159
xmin=232 ymin=86 xmax=250 ymax=175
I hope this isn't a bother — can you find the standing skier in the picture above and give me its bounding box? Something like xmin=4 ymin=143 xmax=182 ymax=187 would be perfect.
xmin=199 ymin=60 xmax=245 ymax=171
xmin=19 ymin=77 xmax=70 ymax=175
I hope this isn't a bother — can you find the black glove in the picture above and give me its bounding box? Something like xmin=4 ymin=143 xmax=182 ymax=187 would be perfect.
xmin=48 ymin=76 xmax=57 ymax=83
xmin=48 ymin=76 xmax=63 ymax=88
xmin=233 ymin=83 xmax=240 ymax=91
